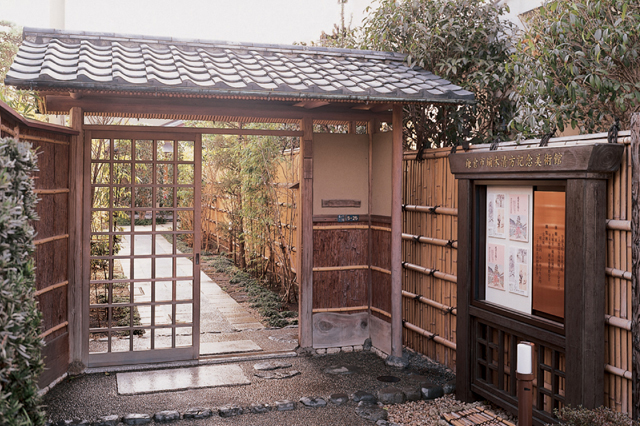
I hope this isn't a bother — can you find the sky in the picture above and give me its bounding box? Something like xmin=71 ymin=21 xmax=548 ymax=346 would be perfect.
xmin=0 ymin=0 xmax=375 ymax=45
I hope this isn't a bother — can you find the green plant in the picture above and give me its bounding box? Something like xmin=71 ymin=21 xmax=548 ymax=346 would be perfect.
xmin=511 ymin=0 xmax=640 ymax=136
xmin=551 ymin=406 xmax=638 ymax=426
xmin=0 ymin=137 xmax=45 ymax=426
xmin=358 ymin=0 xmax=517 ymax=148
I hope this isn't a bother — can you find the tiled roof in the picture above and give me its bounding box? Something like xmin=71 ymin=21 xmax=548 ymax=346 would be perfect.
xmin=6 ymin=28 xmax=475 ymax=105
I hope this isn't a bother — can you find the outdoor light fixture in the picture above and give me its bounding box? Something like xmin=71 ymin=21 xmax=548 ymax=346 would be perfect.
xmin=162 ymin=141 xmax=173 ymax=153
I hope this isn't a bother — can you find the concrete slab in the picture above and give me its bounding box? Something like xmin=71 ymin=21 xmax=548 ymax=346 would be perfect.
xmin=199 ymin=340 xmax=262 ymax=355
xmin=116 ymin=364 xmax=250 ymax=395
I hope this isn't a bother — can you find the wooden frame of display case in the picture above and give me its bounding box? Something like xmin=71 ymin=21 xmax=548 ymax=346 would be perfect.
xmin=450 ymin=143 xmax=625 ymax=425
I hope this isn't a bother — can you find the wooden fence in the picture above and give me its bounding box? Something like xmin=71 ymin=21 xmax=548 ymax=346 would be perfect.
xmin=402 ymin=131 xmax=635 ymax=414
xmin=0 ymin=102 xmax=78 ymax=389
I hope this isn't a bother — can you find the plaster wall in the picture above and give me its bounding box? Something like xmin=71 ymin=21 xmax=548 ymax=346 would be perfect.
xmin=312 ymin=133 xmax=369 ymax=215
xmin=371 ymin=132 xmax=392 ymax=217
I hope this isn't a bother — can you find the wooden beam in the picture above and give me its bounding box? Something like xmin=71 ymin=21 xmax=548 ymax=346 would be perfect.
xmin=631 ymin=112 xmax=640 ymax=420
xmin=69 ymin=106 xmax=85 ymax=369
xmin=84 ymin=125 xmax=303 ymax=137
xmin=293 ymin=101 xmax=331 ymax=109
xmin=390 ymin=104 xmax=403 ymax=358
xmin=44 ymin=95 xmax=392 ymax=123
xmin=299 ymin=117 xmax=314 ymax=349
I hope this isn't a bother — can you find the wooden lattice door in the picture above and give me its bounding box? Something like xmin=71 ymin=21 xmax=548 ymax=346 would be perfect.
xmin=84 ymin=130 xmax=201 ymax=367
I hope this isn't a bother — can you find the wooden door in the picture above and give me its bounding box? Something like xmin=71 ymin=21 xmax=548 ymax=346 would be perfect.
xmin=84 ymin=130 xmax=201 ymax=367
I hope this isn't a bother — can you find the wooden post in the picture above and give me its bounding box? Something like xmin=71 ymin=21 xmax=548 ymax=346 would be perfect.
xmin=68 ymin=107 xmax=85 ymax=369
xmin=391 ymin=104 xmax=403 ymax=358
xmin=456 ymin=178 xmax=474 ymax=402
xmin=565 ymin=178 xmax=606 ymax=408
xmin=299 ymin=117 xmax=314 ymax=348
xmin=631 ymin=113 xmax=640 ymax=419
xmin=368 ymin=119 xmax=374 ymax=318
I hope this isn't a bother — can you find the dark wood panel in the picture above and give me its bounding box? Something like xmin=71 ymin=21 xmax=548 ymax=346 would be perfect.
xmin=371 ymin=270 xmax=391 ymax=313
xmin=39 ymin=332 xmax=69 ymax=389
xmin=313 ymin=270 xmax=368 ymax=309
xmin=33 ymin=193 xmax=68 ymax=240
xmin=34 ymin=235 xmax=69 ymax=291
xmin=371 ymin=227 xmax=391 ymax=269
xmin=38 ymin=286 xmax=68 ymax=333
xmin=313 ymin=227 xmax=368 ymax=267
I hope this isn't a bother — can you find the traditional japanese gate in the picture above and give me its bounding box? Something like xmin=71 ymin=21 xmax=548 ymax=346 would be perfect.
xmin=84 ymin=129 xmax=201 ymax=367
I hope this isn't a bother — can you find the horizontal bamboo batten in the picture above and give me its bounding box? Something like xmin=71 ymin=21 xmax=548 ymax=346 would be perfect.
xmin=607 ymin=219 xmax=631 ymax=231
xmin=403 ymin=320 xmax=457 ymax=351
xmin=34 ymin=234 xmax=69 ymax=245
xmin=402 ymin=261 xmax=458 ymax=284
xmin=371 ymin=226 xmax=391 ymax=232
xmin=20 ymin=134 xmax=70 ymax=146
xmin=371 ymin=306 xmax=391 ymax=318
xmin=605 ymin=314 xmax=631 ymax=331
xmin=402 ymin=233 xmax=458 ymax=249
xmin=402 ymin=290 xmax=457 ymax=315
xmin=402 ymin=204 xmax=458 ymax=216
xmin=34 ymin=188 xmax=70 ymax=195
xmin=605 ymin=267 xmax=632 ymax=280
xmin=313 ymin=265 xmax=369 ymax=272
xmin=0 ymin=123 xmax=16 ymax=135
xmin=34 ymin=281 xmax=68 ymax=297
xmin=605 ymin=363 xmax=632 ymax=380
xmin=371 ymin=266 xmax=391 ymax=275
xmin=39 ymin=321 xmax=68 ymax=339
xmin=313 ymin=225 xmax=370 ymax=231
xmin=312 ymin=306 xmax=368 ymax=313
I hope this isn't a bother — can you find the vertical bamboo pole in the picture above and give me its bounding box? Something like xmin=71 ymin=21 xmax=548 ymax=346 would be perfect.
xmin=391 ymin=105 xmax=403 ymax=358
xmin=69 ymin=107 xmax=86 ymax=368
xmin=299 ymin=117 xmax=314 ymax=349
xmin=631 ymin=113 xmax=640 ymax=419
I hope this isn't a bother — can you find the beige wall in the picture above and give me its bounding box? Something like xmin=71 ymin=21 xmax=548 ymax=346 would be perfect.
xmin=371 ymin=132 xmax=392 ymax=217
xmin=313 ymin=133 xmax=369 ymax=215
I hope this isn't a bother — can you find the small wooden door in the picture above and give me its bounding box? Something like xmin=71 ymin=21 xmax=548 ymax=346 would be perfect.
xmin=84 ymin=130 xmax=201 ymax=367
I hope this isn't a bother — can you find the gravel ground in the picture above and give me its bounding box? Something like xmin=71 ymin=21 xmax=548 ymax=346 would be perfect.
xmin=43 ymin=347 xmax=457 ymax=425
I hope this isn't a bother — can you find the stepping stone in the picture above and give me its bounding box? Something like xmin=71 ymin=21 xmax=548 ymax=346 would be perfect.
xmin=153 ymin=411 xmax=180 ymax=423
xmin=401 ymin=386 xmax=422 ymax=402
xmin=122 ymin=414 xmax=152 ymax=425
xmin=275 ymin=400 xmax=295 ymax=411
xmin=443 ymin=379 xmax=456 ymax=394
xmin=352 ymin=390 xmax=377 ymax=403
xmin=94 ymin=415 xmax=119 ymax=426
xmin=199 ymin=340 xmax=261 ymax=355
xmin=421 ymin=381 xmax=444 ymax=400
xmin=250 ymin=403 xmax=272 ymax=414
xmin=300 ymin=396 xmax=327 ymax=408
xmin=329 ymin=393 xmax=349 ymax=406
xmin=253 ymin=361 xmax=292 ymax=371
xmin=254 ymin=370 xmax=301 ymax=379
xmin=218 ymin=404 xmax=243 ymax=417
xmin=356 ymin=402 xmax=388 ymax=422
xmin=378 ymin=386 xmax=405 ymax=405
xmin=117 ymin=364 xmax=250 ymax=394
xmin=183 ymin=408 xmax=213 ymax=419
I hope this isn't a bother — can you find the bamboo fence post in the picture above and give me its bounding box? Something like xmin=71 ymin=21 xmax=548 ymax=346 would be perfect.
xmin=631 ymin=113 xmax=640 ymax=419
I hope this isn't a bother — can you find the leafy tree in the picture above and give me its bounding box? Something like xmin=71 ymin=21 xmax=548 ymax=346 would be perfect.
xmin=357 ymin=0 xmax=517 ymax=149
xmin=511 ymin=0 xmax=640 ymax=136
xmin=0 ymin=22 xmax=41 ymax=119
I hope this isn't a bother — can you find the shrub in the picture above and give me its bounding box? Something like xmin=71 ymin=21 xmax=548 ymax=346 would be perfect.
xmin=551 ymin=406 xmax=638 ymax=426
xmin=0 ymin=137 xmax=45 ymax=426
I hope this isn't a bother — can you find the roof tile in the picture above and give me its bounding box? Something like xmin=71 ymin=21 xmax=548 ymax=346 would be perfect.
xmin=6 ymin=28 xmax=475 ymax=104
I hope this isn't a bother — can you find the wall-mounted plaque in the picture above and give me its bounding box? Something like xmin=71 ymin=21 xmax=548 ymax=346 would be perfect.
xmin=532 ymin=191 xmax=565 ymax=319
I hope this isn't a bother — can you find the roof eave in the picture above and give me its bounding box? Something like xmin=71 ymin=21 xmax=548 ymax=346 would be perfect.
xmin=5 ymin=78 xmax=476 ymax=107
